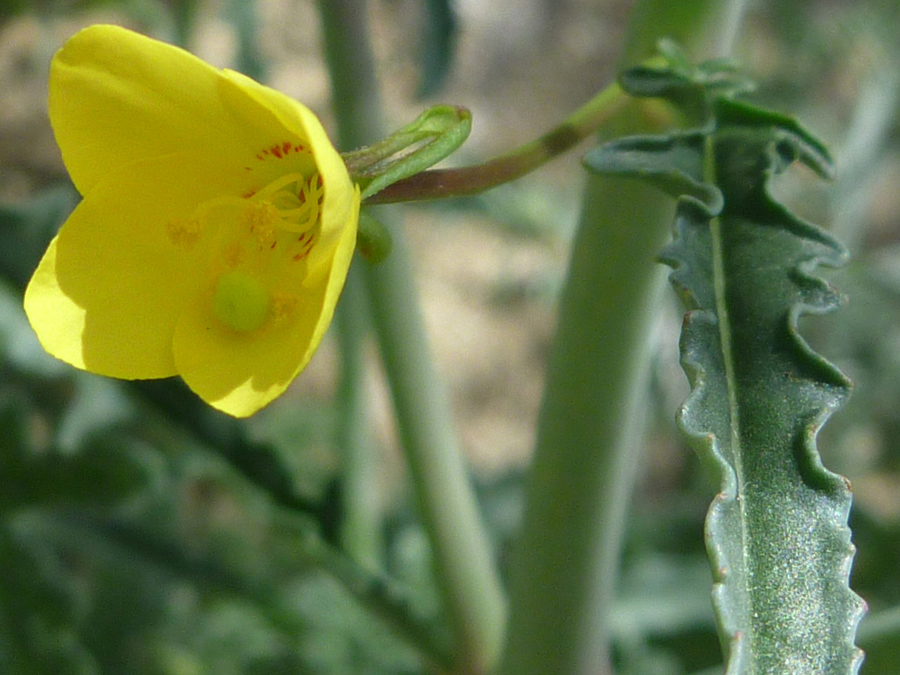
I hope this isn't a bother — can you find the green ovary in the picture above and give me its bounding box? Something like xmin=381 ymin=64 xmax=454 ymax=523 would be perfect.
xmin=213 ymin=270 xmax=271 ymax=332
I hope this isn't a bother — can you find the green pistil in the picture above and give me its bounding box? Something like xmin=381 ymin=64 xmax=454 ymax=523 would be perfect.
xmin=213 ymin=270 xmax=271 ymax=332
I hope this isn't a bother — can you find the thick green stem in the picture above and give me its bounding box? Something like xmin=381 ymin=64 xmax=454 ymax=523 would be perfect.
xmin=317 ymin=1 xmax=505 ymax=672
xmin=335 ymin=265 xmax=381 ymax=569
xmin=498 ymin=2 xmax=748 ymax=674
xmin=499 ymin=176 xmax=673 ymax=675
xmin=361 ymin=224 xmax=505 ymax=673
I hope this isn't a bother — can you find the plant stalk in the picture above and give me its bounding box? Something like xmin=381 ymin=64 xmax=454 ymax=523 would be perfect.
xmin=498 ymin=1 xmax=749 ymax=674
xmin=335 ymin=265 xmax=381 ymax=569
xmin=316 ymin=1 xmax=506 ymax=671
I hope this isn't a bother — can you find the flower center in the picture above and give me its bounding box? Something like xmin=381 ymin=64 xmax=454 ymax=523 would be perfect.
xmin=213 ymin=270 xmax=270 ymax=332
xmin=168 ymin=171 xmax=324 ymax=333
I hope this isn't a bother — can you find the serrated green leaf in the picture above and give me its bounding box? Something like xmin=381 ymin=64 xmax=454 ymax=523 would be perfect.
xmin=619 ymin=66 xmax=711 ymax=122
xmin=591 ymin=55 xmax=866 ymax=672
xmin=660 ymin=124 xmax=865 ymax=673
xmin=583 ymin=131 xmax=723 ymax=212
xmin=618 ymin=44 xmax=754 ymax=124
xmin=713 ymin=98 xmax=834 ymax=179
xmin=619 ymin=65 xmax=700 ymax=98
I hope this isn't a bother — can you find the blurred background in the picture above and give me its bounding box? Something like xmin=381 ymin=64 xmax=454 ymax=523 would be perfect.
xmin=1 ymin=0 xmax=899 ymax=673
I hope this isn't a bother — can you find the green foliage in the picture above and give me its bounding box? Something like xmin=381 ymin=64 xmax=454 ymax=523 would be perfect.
xmin=6 ymin=0 xmax=900 ymax=673
xmin=417 ymin=0 xmax=457 ymax=97
xmin=586 ymin=66 xmax=866 ymax=673
xmin=0 ymin=193 xmax=438 ymax=673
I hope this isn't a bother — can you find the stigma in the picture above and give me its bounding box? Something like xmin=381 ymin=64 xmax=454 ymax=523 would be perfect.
xmin=168 ymin=170 xmax=325 ymax=333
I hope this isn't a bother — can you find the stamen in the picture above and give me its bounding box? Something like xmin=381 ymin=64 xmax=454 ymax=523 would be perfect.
xmin=201 ymin=168 xmax=325 ymax=332
xmin=242 ymin=171 xmax=323 ymax=234
xmin=167 ymin=214 xmax=204 ymax=248
xmin=244 ymin=202 xmax=279 ymax=244
xmin=271 ymin=293 xmax=298 ymax=324
xmin=254 ymin=172 xmax=305 ymax=201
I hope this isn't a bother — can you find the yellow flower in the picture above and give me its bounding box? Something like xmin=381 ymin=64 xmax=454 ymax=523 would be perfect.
xmin=24 ymin=25 xmax=360 ymax=417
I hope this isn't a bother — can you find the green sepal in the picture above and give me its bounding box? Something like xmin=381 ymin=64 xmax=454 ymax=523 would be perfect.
xmin=343 ymin=105 xmax=472 ymax=202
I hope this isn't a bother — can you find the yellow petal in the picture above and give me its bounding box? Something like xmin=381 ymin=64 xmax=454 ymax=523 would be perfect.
xmin=219 ymin=70 xmax=356 ymax=247
xmin=50 ymin=25 xmax=234 ymax=194
xmin=172 ymin=195 xmax=359 ymax=417
xmin=24 ymin=237 xmax=88 ymax=369
xmin=49 ymin=25 xmax=325 ymax=196
xmin=24 ymin=152 xmax=238 ymax=379
xmin=41 ymin=23 xmax=362 ymax=414
xmin=307 ymin=186 xmax=360 ymax=355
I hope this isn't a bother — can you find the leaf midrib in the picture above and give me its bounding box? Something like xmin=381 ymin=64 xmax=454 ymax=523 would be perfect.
xmin=706 ymin=134 xmax=754 ymax=669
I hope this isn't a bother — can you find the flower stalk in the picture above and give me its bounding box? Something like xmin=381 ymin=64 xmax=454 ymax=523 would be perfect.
xmin=363 ymin=80 xmax=630 ymax=204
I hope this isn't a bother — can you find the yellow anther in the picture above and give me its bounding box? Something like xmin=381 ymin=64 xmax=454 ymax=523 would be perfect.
xmin=167 ymin=214 xmax=204 ymax=248
xmin=244 ymin=201 xmax=278 ymax=244
xmin=222 ymin=241 xmax=245 ymax=268
xmin=271 ymin=293 xmax=298 ymax=324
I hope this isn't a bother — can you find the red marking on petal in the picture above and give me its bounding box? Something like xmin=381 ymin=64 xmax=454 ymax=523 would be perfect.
xmin=255 ymin=141 xmax=313 ymax=163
